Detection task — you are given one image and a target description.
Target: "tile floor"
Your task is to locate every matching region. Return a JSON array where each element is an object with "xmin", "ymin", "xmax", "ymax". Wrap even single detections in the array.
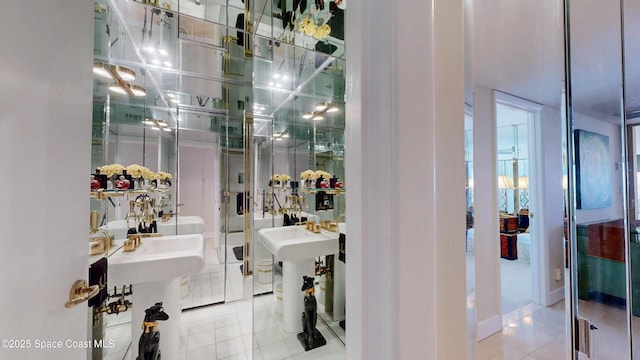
[
  {"xmin": 476, "ymin": 282, "xmax": 640, "ymax": 359},
  {"xmin": 179, "ymin": 295, "xmax": 345, "ymax": 360}
]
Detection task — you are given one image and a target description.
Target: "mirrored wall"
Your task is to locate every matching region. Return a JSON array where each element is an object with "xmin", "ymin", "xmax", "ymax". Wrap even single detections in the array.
[{"xmin": 89, "ymin": 0, "xmax": 346, "ymax": 358}]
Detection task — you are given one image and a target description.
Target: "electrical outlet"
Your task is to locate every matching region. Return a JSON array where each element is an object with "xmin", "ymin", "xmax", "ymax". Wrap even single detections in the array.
[{"xmin": 554, "ymin": 268, "xmax": 562, "ymax": 281}]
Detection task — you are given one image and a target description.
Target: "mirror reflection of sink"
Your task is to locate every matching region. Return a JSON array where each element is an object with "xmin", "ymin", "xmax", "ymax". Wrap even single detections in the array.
[
  {"xmin": 257, "ymin": 226, "xmax": 338, "ymax": 261},
  {"xmin": 108, "ymin": 234, "xmax": 205, "ymax": 285},
  {"xmin": 101, "ymin": 216, "xmax": 205, "ymax": 240}
]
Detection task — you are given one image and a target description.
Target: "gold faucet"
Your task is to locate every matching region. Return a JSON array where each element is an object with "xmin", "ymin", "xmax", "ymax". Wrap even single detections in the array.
[{"xmin": 89, "ymin": 211, "xmax": 113, "ymax": 256}]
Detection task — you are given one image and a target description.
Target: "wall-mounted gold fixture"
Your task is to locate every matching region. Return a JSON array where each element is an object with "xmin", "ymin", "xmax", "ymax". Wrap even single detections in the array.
[
  {"xmin": 90, "ymin": 189, "xmax": 126, "ymax": 201},
  {"xmin": 93, "ymin": 62, "xmax": 146, "ymax": 97},
  {"xmin": 90, "ymin": 210, "xmax": 113, "ymax": 256},
  {"xmin": 65, "ymin": 280, "xmax": 100, "ymax": 308}
]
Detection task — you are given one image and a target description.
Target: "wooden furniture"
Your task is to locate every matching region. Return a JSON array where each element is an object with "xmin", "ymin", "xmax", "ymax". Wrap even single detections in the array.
[
  {"xmin": 500, "ymin": 215, "xmax": 518, "ymax": 233},
  {"xmin": 577, "ymin": 219, "xmax": 640, "ymax": 315},
  {"xmin": 500, "ymin": 232, "xmax": 518, "ymax": 260}
]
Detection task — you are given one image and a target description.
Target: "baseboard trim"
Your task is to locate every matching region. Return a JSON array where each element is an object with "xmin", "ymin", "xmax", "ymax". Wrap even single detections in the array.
[
  {"xmin": 477, "ymin": 315, "xmax": 502, "ymax": 341},
  {"xmin": 547, "ymin": 286, "xmax": 565, "ymax": 306}
]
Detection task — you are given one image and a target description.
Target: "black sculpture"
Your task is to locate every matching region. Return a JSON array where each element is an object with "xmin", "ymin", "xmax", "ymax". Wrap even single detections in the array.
[
  {"xmin": 297, "ymin": 276, "xmax": 326, "ymax": 351},
  {"xmin": 137, "ymin": 302, "xmax": 169, "ymax": 360}
]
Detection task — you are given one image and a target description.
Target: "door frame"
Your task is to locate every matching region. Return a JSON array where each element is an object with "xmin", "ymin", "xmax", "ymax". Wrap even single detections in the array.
[{"xmin": 495, "ymin": 91, "xmax": 545, "ymax": 307}]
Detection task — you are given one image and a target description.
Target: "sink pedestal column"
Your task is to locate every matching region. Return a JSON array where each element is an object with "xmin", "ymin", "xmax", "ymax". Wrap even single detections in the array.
[
  {"xmin": 283, "ymin": 259, "xmax": 315, "ymax": 333},
  {"xmin": 130, "ymin": 278, "xmax": 181, "ymax": 360}
]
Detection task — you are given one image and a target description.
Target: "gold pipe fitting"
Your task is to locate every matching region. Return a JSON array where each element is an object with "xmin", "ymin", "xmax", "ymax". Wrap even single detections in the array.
[{"xmin": 90, "ymin": 229, "xmax": 113, "ymax": 256}]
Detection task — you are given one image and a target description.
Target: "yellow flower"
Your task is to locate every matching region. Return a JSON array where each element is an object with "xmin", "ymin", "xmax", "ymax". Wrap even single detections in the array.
[
  {"xmin": 300, "ymin": 170, "xmax": 317, "ymax": 180},
  {"xmin": 281, "ymin": 174, "xmax": 291, "ymax": 182},
  {"xmin": 314, "ymin": 24, "xmax": 331, "ymax": 39},
  {"xmin": 299, "ymin": 16, "xmax": 314, "ymax": 32},
  {"xmin": 99, "ymin": 163, "xmax": 125, "ymax": 177},
  {"xmin": 157, "ymin": 171, "xmax": 173, "ymax": 180},
  {"xmin": 126, "ymin": 164, "xmax": 147, "ymax": 178},
  {"xmin": 314, "ymin": 170, "xmax": 331, "ymax": 179},
  {"xmin": 304, "ymin": 25, "xmax": 316, "ymax": 37}
]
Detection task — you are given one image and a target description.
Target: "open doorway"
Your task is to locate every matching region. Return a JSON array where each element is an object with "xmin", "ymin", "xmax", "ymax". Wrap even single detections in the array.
[{"xmin": 495, "ymin": 94, "xmax": 540, "ymax": 316}]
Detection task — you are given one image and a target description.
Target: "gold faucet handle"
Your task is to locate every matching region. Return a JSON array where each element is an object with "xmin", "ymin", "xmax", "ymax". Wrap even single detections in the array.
[
  {"xmin": 90, "ymin": 211, "xmax": 99, "ymax": 232},
  {"xmin": 90, "ymin": 241, "xmax": 105, "ymax": 255},
  {"xmin": 65, "ymin": 280, "xmax": 100, "ymax": 308}
]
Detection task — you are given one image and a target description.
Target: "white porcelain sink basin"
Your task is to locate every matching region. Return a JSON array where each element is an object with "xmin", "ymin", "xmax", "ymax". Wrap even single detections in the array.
[
  {"xmin": 257, "ymin": 226, "xmax": 338, "ymax": 261},
  {"xmin": 108, "ymin": 234, "xmax": 205, "ymax": 285}
]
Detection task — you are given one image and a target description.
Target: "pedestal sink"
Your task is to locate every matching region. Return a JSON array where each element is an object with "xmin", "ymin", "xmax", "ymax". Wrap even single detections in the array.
[
  {"xmin": 257, "ymin": 226, "xmax": 338, "ymax": 333},
  {"xmin": 108, "ymin": 234, "xmax": 205, "ymax": 360}
]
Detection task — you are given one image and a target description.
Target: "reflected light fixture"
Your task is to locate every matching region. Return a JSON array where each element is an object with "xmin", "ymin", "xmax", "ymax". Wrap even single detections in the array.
[
  {"xmin": 114, "ymin": 66, "xmax": 136, "ymax": 81},
  {"xmin": 144, "ymin": 118, "xmax": 171, "ymax": 132},
  {"xmin": 93, "ymin": 62, "xmax": 113, "ymax": 79},
  {"xmin": 312, "ymin": 114, "xmax": 324, "ymax": 121},
  {"xmin": 497, "ymin": 175, "xmax": 515, "ymax": 189},
  {"xmin": 316, "ymin": 102, "xmax": 339, "ymax": 113},
  {"xmin": 94, "ymin": 62, "xmax": 144, "ymax": 97},
  {"xmin": 315, "ymin": 102, "xmax": 329, "ymax": 112},
  {"xmin": 518, "ymin": 176, "xmax": 529, "ymax": 189},
  {"xmin": 130, "ymin": 85, "xmax": 146, "ymax": 97},
  {"xmin": 302, "ymin": 112, "xmax": 314, "ymax": 119},
  {"xmin": 108, "ymin": 84, "xmax": 128, "ymax": 95}
]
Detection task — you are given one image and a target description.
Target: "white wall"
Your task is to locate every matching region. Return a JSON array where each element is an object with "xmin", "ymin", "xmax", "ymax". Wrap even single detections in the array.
[
  {"xmin": 574, "ymin": 113, "xmax": 623, "ymax": 224},
  {"xmin": 535, "ymin": 107, "xmax": 566, "ymax": 305},
  {"xmin": 346, "ymin": 0, "xmax": 466, "ymax": 358},
  {"xmin": 472, "ymin": 86, "xmax": 502, "ymax": 339},
  {"xmin": 0, "ymin": 1, "xmax": 93, "ymax": 359},
  {"xmin": 178, "ymin": 144, "xmax": 217, "ymax": 234}
]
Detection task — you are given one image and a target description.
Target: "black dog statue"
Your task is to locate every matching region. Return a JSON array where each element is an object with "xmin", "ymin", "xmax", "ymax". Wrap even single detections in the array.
[
  {"xmin": 137, "ymin": 302, "xmax": 169, "ymax": 360},
  {"xmin": 297, "ymin": 276, "xmax": 326, "ymax": 351}
]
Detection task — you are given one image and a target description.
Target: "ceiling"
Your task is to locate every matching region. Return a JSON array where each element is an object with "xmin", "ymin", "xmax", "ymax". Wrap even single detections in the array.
[
  {"xmin": 470, "ymin": 0, "xmax": 640, "ymax": 123},
  {"xmin": 95, "ymin": 0, "xmax": 346, "ymax": 147}
]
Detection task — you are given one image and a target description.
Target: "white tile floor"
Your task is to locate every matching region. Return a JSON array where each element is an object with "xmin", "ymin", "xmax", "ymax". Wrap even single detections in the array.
[
  {"xmin": 180, "ymin": 295, "xmax": 345, "ymax": 360},
  {"xmin": 476, "ymin": 286, "xmax": 640, "ymax": 359}
]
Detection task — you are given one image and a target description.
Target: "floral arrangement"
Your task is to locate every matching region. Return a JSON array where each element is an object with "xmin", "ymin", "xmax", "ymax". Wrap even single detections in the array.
[
  {"xmin": 314, "ymin": 170, "xmax": 331, "ymax": 180},
  {"xmin": 314, "ymin": 24, "xmax": 331, "ymax": 39},
  {"xmin": 297, "ymin": 16, "xmax": 331, "ymax": 39},
  {"xmin": 126, "ymin": 164, "xmax": 149, "ymax": 179},
  {"xmin": 270, "ymin": 173, "xmax": 291, "ymax": 182},
  {"xmin": 300, "ymin": 170, "xmax": 317, "ymax": 180},
  {"xmin": 157, "ymin": 171, "xmax": 173, "ymax": 180},
  {"xmin": 98, "ymin": 163, "xmax": 125, "ymax": 177}
]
